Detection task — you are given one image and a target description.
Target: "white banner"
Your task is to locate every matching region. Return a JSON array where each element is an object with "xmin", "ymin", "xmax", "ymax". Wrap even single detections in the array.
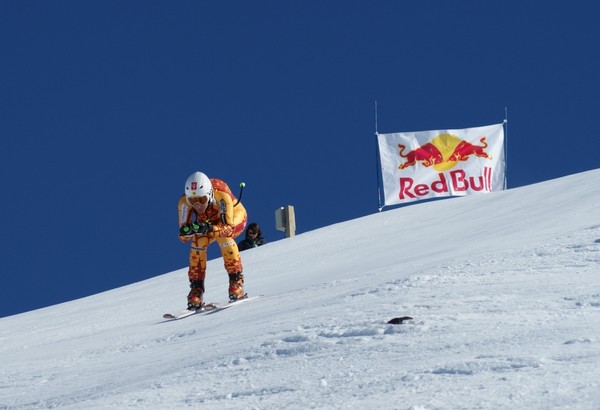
[{"xmin": 377, "ymin": 123, "xmax": 505, "ymax": 206}]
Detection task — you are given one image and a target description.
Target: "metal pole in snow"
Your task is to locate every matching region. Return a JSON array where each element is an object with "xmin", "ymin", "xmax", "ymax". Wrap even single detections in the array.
[
  {"xmin": 374, "ymin": 101, "xmax": 384, "ymax": 211},
  {"xmin": 504, "ymin": 107, "xmax": 508, "ymax": 190}
]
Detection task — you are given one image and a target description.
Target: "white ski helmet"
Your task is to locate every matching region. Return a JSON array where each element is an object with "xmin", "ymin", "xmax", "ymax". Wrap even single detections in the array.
[{"xmin": 184, "ymin": 172, "xmax": 213, "ymax": 204}]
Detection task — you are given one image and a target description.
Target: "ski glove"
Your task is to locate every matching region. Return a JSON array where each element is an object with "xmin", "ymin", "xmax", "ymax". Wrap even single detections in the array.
[
  {"xmin": 193, "ymin": 221, "xmax": 213, "ymax": 235},
  {"xmin": 180, "ymin": 221, "xmax": 213, "ymax": 236},
  {"xmin": 179, "ymin": 224, "xmax": 194, "ymax": 237}
]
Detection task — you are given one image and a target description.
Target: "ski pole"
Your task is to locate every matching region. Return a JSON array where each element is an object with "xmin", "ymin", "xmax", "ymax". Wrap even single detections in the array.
[{"xmin": 234, "ymin": 182, "xmax": 245, "ymax": 206}]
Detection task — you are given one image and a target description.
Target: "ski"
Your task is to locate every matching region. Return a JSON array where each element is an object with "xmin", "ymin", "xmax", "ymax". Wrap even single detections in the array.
[
  {"xmin": 162, "ymin": 296, "xmax": 262, "ymax": 321},
  {"xmin": 203, "ymin": 295, "xmax": 262, "ymax": 315},
  {"xmin": 162, "ymin": 303, "xmax": 218, "ymax": 320}
]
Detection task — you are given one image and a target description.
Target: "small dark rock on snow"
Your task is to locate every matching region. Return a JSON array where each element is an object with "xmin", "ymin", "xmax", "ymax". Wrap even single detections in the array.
[{"xmin": 387, "ymin": 316, "xmax": 413, "ymax": 325}]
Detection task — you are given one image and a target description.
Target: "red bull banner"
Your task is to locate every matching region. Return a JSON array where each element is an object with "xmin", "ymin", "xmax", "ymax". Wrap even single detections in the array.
[{"xmin": 377, "ymin": 123, "xmax": 505, "ymax": 206}]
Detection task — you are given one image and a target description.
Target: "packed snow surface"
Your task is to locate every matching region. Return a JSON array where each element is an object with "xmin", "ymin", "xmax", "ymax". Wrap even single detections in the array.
[{"xmin": 2, "ymin": 170, "xmax": 600, "ymax": 409}]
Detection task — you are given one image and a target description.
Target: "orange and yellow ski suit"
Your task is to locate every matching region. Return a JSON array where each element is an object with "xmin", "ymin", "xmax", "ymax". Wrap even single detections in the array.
[{"xmin": 177, "ymin": 178, "xmax": 247, "ymax": 282}]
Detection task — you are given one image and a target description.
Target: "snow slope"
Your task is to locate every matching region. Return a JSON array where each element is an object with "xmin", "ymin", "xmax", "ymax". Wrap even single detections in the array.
[{"xmin": 1, "ymin": 170, "xmax": 600, "ymax": 409}]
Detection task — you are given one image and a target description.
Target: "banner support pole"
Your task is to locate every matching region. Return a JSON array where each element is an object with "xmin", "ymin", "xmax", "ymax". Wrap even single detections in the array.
[
  {"xmin": 504, "ymin": 107, "xmax": 508, "ymax": 190},
  {"xmin": 374, "ymin": 101, "xmax": 384, "ymax": 212}
]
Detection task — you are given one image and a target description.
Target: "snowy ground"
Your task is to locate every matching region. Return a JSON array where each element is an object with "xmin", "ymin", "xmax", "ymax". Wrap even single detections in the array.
[{"xmin": 1, "ymin": 170, "xmax": 600, "ymax": 409}]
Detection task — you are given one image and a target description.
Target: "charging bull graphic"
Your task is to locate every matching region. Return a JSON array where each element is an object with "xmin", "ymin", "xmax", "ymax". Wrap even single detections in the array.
[
  {"xmin": 398, "ymin": 134, "xmax": 491, "ymax": 172},
  {"xmin": 397, "ymin": 142, "xmax": 444, "ymax": 169}
]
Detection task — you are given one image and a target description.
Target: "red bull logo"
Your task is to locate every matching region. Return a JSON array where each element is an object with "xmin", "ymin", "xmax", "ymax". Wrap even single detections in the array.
[
  {"xmin": 395, "ymin": 133, "xmax": 495, "ymax": 200},
  {"xmin": 398, "ymin": 133, "xmax": 491, "ymax": 171}
]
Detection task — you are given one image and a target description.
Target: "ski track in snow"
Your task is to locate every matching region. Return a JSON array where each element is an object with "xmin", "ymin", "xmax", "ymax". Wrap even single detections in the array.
[{"xmin": 1, "ymin": 172, "xmax": 600, "ymax": 409}]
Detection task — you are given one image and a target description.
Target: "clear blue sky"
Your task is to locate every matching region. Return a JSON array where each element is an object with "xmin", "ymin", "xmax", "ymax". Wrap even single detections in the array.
[{"xmin": 1, "ymin": 1, "xmax": 598, "ymax": 317}]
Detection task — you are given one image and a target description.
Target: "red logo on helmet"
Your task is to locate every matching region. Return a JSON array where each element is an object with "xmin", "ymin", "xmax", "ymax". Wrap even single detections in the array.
[{"xmin": 191, "ymin": 182, "xmax": 197, "ymax": 190}]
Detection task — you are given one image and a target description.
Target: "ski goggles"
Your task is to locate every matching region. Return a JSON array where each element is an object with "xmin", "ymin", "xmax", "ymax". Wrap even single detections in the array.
[{"xmin": 187, "ymin": 195, "xmax": 209, "ymax": 206}]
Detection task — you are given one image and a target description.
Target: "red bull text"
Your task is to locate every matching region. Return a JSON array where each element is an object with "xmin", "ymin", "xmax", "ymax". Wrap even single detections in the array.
[{"xmin": 399, "ymin": 167, "xmax": 493, "ymax": 200}]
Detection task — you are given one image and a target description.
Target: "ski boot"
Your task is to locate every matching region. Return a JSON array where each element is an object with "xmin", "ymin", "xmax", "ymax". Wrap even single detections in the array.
[
  {"xmin": 187, "ymin": 280, "xmax": 205, "ymax": 310},
  {"xmin": 228, "ymin": 272, "xmax": 247, "ymax": 302}
]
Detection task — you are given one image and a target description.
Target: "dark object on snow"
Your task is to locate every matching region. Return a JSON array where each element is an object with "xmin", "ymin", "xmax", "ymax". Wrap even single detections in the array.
[{"xmin": 387, "ymin": 316, "xmax": 413, "ymax": 325}]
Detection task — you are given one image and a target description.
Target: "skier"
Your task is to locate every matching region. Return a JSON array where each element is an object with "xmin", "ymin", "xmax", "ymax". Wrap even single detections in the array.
[
  {"xmin": 178, "ymin": 171, "xmax": 248, "ymax": 310},
  {"xmin": 238, "ymin": 223, "xmax": 266, "ymax": 251}
]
